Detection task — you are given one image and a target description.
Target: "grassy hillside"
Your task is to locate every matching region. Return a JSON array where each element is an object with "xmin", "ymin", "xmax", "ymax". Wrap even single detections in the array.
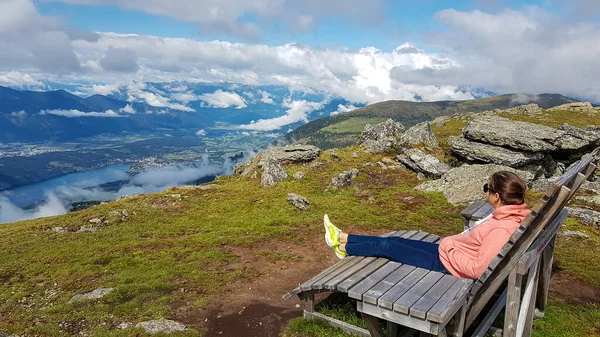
[
  {"xmin": 1, "ymin": 104, "xmax": 599, "ymax": 337},
  {"xmin": 285, "ymin": 94, "xmax": 577, "ymax": 150}
]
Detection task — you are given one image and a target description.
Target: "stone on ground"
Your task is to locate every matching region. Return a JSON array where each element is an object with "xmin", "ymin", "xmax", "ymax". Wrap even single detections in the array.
[
  {"xmin": 331, "ymin": 169, "xmax": 360, "ymax": 188},
  {"xmin": 287, "ymin": 193, "xmax": 310, "ymax": 210},
  {"xmin": 135, "ymin": 319, "xmax": 186, "ymax": 334},
  {"xmin": 68, "ymin": 288, "xmax": 113, "ymax": 304},
  {"xmin": 397, "ymin": 148, "xmax": 450, "ymax": 178},
  {"xmin": 260, "ymin": 160, "xmax": 288, "ymax": 186},
  {"xmin": 566, "ymin": 207, "xmax": 600, "ymax": 227}
]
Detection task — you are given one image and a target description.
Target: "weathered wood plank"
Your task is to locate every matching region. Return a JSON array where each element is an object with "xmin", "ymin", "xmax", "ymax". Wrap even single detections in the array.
[
  {"xmin": 304, "ymin": 311, "xmax": 370, "ymax": 337},
  {"xmin": 518, "ymin": 209, "xmax": 566, "ymax": 274},
  {"xmin": 357, "ymin": 302, "xmax": 439, "ymax": 335},
  {"xmin": 410, "ymin": 231, "xmax": 430, "ymax": 241},
  {"xmin": 338, "ymin": 258, "xmax": 390, "ymax": 292},
  {"xmin": 460, "ymin": 200, "xmax": 487, "ymax": 220},
  {"xmin": 362, "ymin": 313, "xmax": 385, "ymax": 337},
  {"xmin": 422, "ymin": 234, "xmax": 441, "ymax": 243},
  {"xmin": 409, "ymin": 275, "xmax": 459, "ymax": 319},
  {"xmin": 472, "ymin": 203, "xmax": 494, "ymax": 220},
  {"xmin": 386, "ymin": 230, "xmax": 408, "ymax": 238},
  {"xmin": 378, "ymin": 268, "xmax": 429, "ymax": 309},
  {"xmin": 535, "ymin": 236, "xmax": 555, "ymax": 315},
  {"xmin": 324, "ymin": 257, "xmax": 377, "ymax": 290},
  {"xmin": 348, "ymin": 262, "xmax": 402, "ymax": 300},
  {"xmin": 519, "ymin": 259, "xmax": 540, "ymax": 337},
  {"xmin": 393, "ymin": 272, "xmax": 446, "ymax": 314},
  {"xmin": 401, "ymin": 230, "xmax": 419, "ymax": 239},
  {"xmin": 471, "ymin": 288, "xmax": 507, "ymax": 337},
  {"xmin": 309, "ymin": 256, "xmax": 363, "ymax": 290},
  {"xmin": 363, "ymin": 264, "xmax": 416, "ymax": 305},
  {"xmin": 427, "ymin": 278, "xmax": 473, "ymax": 324}
]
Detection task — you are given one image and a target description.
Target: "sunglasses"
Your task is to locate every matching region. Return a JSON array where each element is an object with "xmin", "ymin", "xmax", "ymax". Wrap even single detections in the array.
[{"xmin": 483, "ymin": 183, "xmax": 496, "ymax": 194}]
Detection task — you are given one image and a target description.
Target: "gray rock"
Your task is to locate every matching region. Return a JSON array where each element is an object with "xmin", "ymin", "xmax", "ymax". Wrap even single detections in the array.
[
  {"xmin": 566, "ymin": 207, "xmax": 600, "ymax": 227},
  {"xmin": 415, "ymin": 164, "xmax": 535, "ymax": 205},
  {"xmin": 357, "ymin": 119, "xmax": 406, "ymax": 153},
  {"xmin": 326, "ymin": 150, "xmax": 340, "ymax": 159},
  {"xmin": 117, "ymin": 194, "xmax": 141, "ymax": 200},
  {"xmin": 78, "ymin": 225, "xmax": 97, "ymax": 233},
  {"xmin": 68, "ymin": 287, "xmax": 113, "ymax": 304},
  {"xmin": 118, "ymin": 322, "xmax": 133, "ymax": 329},
  {"xmin": 293, "ymin": 171, "xmax": 305, "ymax": 180},
  {"xmin": 288, "ymin": 193, "xmax": 310, "ymax": 210},
  {"xmin": 331, "ymin": 169, "xmax": 360, "ymax": 188},
  {"xmin": 309, "ymin": 162, "xmax": 325, "ymax": 168},
  {"xmin": 397, "ymin": 149, "xmax": 450, "ymax": 178},
  {"xmin": 235, "ymin": 144, "xmax": 322, "ymax": 176},
  {"xmin": 463, "ymin": 116, "xmax": 589, "ymax": 152},
  {"xmin": 135, "ymin": 319, "xmax": 186, "ymax": 334},
  {"xmin": 559, "ymin": 230, "xmax": 590, "ymax": 240},
  {"xmin": 558, "ymin": 124, "xmax": 600, "ymax": 145},
  {"xmin": 399, "ymin": 121, "xmax": 439, "ymax": 148},
  {"xmin": 89, "ymin": 218, "xmax": 103, "ymax": 225},
  {"xmin": 448, "ymin": 135, "xmax": 544, "ymax": 167},
  {"xmin": 575, "ymin": 194, "xmax": 600, "ymax": 206},
  {"xmin": 51, "ymin": 227, "xmax": 66, "ymax": 233},
  {"xmin": 351, "ymin": 152, "xmax": 359, "ymax": 158},
  {"xmin": 260, "ymin": 160, "xmax": 288, "ymax": 186},
  {"xmin": 108, "ymin": 211, "xmax": 121, "ymax": 217}
]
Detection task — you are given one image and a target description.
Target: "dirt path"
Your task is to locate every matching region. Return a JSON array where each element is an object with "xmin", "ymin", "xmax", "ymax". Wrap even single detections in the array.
[{"xmin": 199, "ymin": 229, "xmax": 341, "ymax": 336}]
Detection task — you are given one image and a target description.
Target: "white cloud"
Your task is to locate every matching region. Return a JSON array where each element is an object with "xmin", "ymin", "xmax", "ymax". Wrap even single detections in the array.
[
  {"xmin": 388, "ymin": 7, "xmax": 600, "ymax": 101},
  {"xmin": 83, "ymin": 83, "xmax": 121, "ymax": 95},
  {"xmin": 199, "ymin": 90, "xmax": 247, "ymax": 109},
  {"xmin": 241, "ymin": 131, "xmax": 250, "ymax": 136},
  {"xmin": 331, "ymin": 104, "xmax": 359, "ymax": 116},
  {"xmin": 259, "ymin": 90, "xmax": 275, "ymax": 104},
  {"xmin": 40, "ymin": 109, "xmax": 125, "ymax": 118},
  {"xmin": 173, "ymin": 92, "xmax": 200, "ymax": 104},
  {"xmin": 99, "ymin": 46, "xmax": 139, "ymax": 72},
  {"xmin": 0, "ymin": 71, "xmax": 44, "ymax": 87},
  {"xmin": 125, "ymin": 82, "xmax": 194, "ymax": 111},
  {"xmin": 120, "ymin": 104, "xmax": 136, "ymax": 114},
  {"xmin": 11, "ymin": 110, "xmax": 27, "ymax": 117},
  {"xmin": 239, "ymin": 98, "xmax": 323, "ymax": 131},
  {"xmin": 195, "ymin": 129, "xmax": 207, "ymax": 136},
  {"xmin": 0, "ymin": 193, "xmax": 67, "ymax": 224}
]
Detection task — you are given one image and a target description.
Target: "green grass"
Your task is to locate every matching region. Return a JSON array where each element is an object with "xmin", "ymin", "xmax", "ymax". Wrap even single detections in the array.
[{"xmin": 321, "ymin": 118, "xmax": 389, "ymax": 134}]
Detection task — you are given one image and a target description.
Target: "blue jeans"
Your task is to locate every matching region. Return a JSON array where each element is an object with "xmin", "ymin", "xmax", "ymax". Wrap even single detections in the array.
[{"xmin": 345, "ymin": 234, "xmax": 449, "ymax": 273}]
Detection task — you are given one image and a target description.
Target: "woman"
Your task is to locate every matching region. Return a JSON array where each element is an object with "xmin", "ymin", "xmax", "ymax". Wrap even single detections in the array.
[{"xmin": 323, "ymin": 171, "xmax": 531, "ymax": 279}]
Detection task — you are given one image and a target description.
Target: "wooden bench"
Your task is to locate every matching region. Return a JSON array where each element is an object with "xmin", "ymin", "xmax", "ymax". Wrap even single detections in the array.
[{"xmin": 283, "ymin": 155, "xmax": 596, "ymax": 337}]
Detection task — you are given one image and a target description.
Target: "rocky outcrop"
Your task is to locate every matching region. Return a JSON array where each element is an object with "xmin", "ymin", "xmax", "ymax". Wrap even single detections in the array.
[
  {"xmin": 566, "ymin": 207, "xmax": 600, "ymax": 228},
  {"xmin": 558, "ymin": 230, "xmax": 590, "ymax": 240},
  {"xmin": 357, "ymin": 119, "xmax": 405, "ymax": 153},
  {"xmin": 399, "ymin": 122, "xmax": 439, "ymax": 148},
  {"xmin": 135, "ymin": 319, "xmax": 186, "ymax": 334},
  {"xmin": 415, "ymin": 164, "xmax": 535, "ymax": 205},
  {"xmin": 558, "ymin": 124, "xmax": 600, "ymax": 145},
  {"xmin": 68, "ymin": 288, "xmax": 113, "ymax": 304},
  {"xmin": 260, "ymin": 160, "xmax": 288, "ymax": 186},
  {"xmin": 448, "ymin": 135, "xmax": 544, "ymax": 166},
  {"xmin": 331, "ymin": 169, "xmax": 359, "ymax": 188},
  {"xmin": 397, "ymin": 149, "xmax": 450, "ymax": 178},
  {"xmin": 234, "ymin": 145, "xmax": 322, "ymax": 177},
  {"xmin": 288, "ymin": 193, "xmax": 310, "ymax": 210},
  {"xmin": 463, "ymin": 116, "xmax": 591, "ymax": 152}
]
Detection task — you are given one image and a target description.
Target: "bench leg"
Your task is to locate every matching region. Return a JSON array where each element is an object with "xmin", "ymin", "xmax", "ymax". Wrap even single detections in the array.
[
  {"xmin": 386, "ymin": 322, "xmax": 398, "ymax": 337},
  {"xmin": 535, "ymin": 237, "xmax": 555, "ymax": 317},
  {"xmin": 519, "ymin": 259, "xmax": 541, "ymax": 337},
  {"xmin": 503, "ymin": 267, "xmax": 522, "ymax": 337},
  {"xmin": 362, "ymin": 313, "xmax": 385, "ymax": 337}
]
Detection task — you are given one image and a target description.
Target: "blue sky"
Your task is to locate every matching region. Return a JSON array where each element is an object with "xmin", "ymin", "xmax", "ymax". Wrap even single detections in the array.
[{"xmin": 35, "ymin": 0, "xmax": 559, "ymax": 51}]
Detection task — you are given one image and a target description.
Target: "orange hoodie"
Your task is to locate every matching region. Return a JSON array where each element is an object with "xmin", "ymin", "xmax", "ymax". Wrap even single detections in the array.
[{"xmin": 438, "ymin": 204, "xmax": 531, "ymax": 279}]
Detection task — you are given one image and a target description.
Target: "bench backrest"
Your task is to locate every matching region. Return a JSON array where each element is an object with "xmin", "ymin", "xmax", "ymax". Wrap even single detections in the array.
[{"xmin": 465, "ymin": 155, "xmax": 596, "ymax": 324}]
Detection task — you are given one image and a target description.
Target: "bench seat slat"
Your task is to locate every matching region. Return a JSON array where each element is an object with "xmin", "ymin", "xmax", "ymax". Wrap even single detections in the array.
[
  {"xmin": 348, "ymin": 262, "xmax": 402, "ymax": 300},
  {"xmin": 409, "ymin": 274, "xmax": 459, "ymax": 319},
  {"xmin": 472, "ymin": 203, "xmax": 494, "ymax": 220},
  {"xmin": 427, "ymin": 278, "xmax": 473, "ymax": 323},
  {"xmin": 422, "ymin": 234, "xmax": 440, "ymax": 243},
  {"xmin": 337, "ymin": 258, "xmax": 390, "ymax": 292},
  {"xmin": 378, "ymin": 268, "xmax": 430, "ymax": 309},
  {"xmin": 306, "ymin": 256, "xmax": 361, "ymax": 290},
  {"xmin": 393, "ymin": 271, "xmax": 445, "ymax": 314},
  {"xmin": 324, "ymin": 257, "xmax": 377, "ymax": 290},
  {"xmin": 363, "ymin": 264, "xmax": 416, "ymax": 305}
]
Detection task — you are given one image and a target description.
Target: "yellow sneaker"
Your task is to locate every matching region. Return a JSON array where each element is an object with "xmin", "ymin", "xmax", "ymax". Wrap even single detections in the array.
[
  {"xmin": 333, "ymin": 246, "xmax": 347, "ymax": 259},
  {"xmin": 323, "ymin": 214, "xmax": 342, "ymax": 247}
]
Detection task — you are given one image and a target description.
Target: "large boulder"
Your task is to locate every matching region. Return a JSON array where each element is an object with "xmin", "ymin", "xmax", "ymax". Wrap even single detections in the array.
[
  {"xmin": 399, "ymin": 121, "xmax": 439, "ymax": 148},
  {"xmin": 463, "ymin": 116, "xmax": 590, "ymax": 152},
  {"xmin": 234, "ymin": 145, "xmax": 322, "ymax": 176},
  {"xmin": 558, "ymin": 124, "xmax": 600, "ymax": 145},
  {"xmin": 566, "ymin": 207, "xmax": 600, "ymax": 228},
  {"xmin": 357, "ymin": 119, "xmax": 406, "ymax": 153},
  {"xmin": 415, "ymin": 164, "xmax": 535, "ymax": 205},
  {"xmin": 397, "ymin": 149, "xmax": 450, "ymax": 178},
  {"xmin": 260, "ymin": 160, "xmax": 288, "ymax": 186},
  {"xmin": 448, "ymin": 135, "xmax": 544, "ymax": 167}
]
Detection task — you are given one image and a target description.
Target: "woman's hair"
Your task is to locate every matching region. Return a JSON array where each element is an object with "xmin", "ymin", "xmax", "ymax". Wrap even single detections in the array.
[{"xmin": 489, "ymin": 171, "xmax": 527, "ymax": 205}]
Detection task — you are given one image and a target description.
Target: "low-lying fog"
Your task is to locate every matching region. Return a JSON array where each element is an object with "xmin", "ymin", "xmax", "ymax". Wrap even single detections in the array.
[{"xmin": 0, "ymin": 153, "xmax": 253, "ymax": 224}]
